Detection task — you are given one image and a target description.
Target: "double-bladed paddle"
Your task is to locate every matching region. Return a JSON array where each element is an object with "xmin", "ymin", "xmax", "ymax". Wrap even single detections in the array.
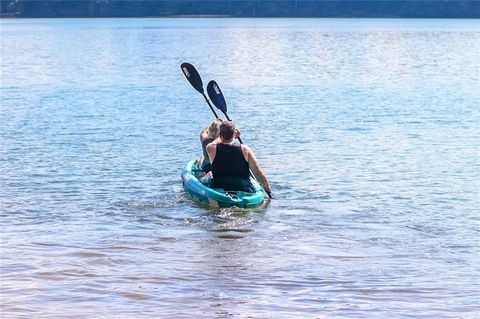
[{"xmin": 180, "ymin": 62, "xmax": 220, "ymax": 119}]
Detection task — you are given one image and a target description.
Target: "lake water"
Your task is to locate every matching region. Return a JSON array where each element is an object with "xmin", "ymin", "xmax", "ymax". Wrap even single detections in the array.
[{"xmin": 1, "ymin": 18, "xmax": 479, "ymax": 318}]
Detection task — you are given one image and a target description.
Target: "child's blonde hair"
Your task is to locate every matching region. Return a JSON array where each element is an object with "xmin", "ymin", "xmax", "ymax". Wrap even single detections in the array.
[{"xmin": 207, "ymin": 119, "xmax": 222, "ymax": 139}]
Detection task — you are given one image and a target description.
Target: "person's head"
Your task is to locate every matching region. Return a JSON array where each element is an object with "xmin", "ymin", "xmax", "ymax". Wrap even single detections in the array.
[
  {"xmin": 219, "ymin": 120, "xmax": 236, "ymax": 141},
  {"xmin": 207, "ymin": 119, "xmax": 222, "ymax": 139}
]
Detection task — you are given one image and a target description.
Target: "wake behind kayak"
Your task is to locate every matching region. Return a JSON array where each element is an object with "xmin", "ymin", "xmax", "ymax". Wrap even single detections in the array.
[{"xmin": 181, "ymin": 160, "xmax": 266, "ymax": 208}]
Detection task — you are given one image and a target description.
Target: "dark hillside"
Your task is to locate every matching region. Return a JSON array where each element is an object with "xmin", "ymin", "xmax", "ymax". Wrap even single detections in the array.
[{"xmin": 1, "ymin": 0, "xmax": 479, "ymax": 18}]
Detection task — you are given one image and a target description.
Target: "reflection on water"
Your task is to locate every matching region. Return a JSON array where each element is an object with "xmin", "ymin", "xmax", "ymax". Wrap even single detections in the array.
[{"xmin": 1, "ymin": 18, "xmax": 479, "ymax": 318}]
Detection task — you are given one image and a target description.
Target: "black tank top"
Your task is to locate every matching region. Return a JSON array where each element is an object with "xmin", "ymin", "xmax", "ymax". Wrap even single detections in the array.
[{"xmin": 211, "ymin": 143, "xmax": 252, "ymax": 192}]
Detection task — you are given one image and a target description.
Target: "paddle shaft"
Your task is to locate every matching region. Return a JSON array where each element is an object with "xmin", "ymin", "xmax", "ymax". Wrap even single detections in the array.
[{"xmin": 202, "ymin": 92, "xmax": 220, "ymax": 119}]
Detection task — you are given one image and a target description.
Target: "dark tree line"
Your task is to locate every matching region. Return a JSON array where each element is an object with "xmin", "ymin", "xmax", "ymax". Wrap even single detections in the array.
[{"xmin": 1, "ymin": 0, "xmax": 479, "ymax": 18}]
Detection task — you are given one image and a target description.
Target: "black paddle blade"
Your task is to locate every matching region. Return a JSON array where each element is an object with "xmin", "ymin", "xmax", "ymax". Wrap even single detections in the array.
[
  {"xmin": 181, "ymin": 62, "xmax": 204, "ymax": 94},
  {"xmin": 207, "ymin": 80, "xmax": 227, "ymax": 114}
]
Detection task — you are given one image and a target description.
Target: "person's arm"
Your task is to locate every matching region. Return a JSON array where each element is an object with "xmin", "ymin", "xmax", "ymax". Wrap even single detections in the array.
[{"xmin": 244, "ymin": 146, "xmax": 272, "ymax": 196}]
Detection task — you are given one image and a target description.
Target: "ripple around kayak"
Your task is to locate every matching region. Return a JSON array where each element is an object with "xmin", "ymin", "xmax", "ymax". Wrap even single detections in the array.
[{"xmin": 181, "ymin": 160, "xmax": 266, "ymax": 208}]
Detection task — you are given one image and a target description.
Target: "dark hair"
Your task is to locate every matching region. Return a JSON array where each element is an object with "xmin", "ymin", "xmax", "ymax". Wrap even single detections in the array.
[{"xmin": 219, "ymin": 120, "xmax": 236, "ymax": 141}]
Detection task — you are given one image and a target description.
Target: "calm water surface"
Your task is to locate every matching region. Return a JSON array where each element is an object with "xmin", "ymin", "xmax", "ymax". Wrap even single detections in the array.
[{"xmin": 1, "ymin": 18, "xmax": 479, "ymax": 318}]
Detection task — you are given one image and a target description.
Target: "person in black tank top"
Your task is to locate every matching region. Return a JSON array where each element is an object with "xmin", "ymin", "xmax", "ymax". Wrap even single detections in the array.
[{"xmin": 206, "ymin": 121, "xmax": 272, "ymax": 197}]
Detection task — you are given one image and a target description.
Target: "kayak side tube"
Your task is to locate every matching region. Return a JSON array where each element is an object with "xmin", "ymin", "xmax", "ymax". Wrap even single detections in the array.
[{"xmin": 181, "ymin": 160, "xmax": 266, "ymax": 208}]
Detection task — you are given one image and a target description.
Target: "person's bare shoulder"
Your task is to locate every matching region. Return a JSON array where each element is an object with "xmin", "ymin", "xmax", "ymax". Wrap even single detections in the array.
[
  {"xmin": 206, "ymin": 142, "xmax": 217, "ymax": 152},
  {"xmin": 241, "ymin": 145, "xmax": 253, "ymax": 161},
  {"xmin": 247, "ymin": 145, "xmax": 257, "ymax": 156}
]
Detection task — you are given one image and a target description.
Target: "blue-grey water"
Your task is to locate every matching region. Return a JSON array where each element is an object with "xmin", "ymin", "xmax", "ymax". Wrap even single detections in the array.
[{"xmin": 1, "ymin": 18, "xmax": 479, "ymax": 318}]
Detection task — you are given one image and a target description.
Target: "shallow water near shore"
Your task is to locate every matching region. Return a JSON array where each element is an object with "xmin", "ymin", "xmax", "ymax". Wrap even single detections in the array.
[{"xmin": 1, "ymin": 18, "xmax": 479, "ymax": 318}]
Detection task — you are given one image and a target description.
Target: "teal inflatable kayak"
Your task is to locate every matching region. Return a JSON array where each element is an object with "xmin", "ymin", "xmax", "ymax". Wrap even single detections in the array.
[{"xmin": 181, "ymin": 160, "xmax": 266, "ymax": 208}]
